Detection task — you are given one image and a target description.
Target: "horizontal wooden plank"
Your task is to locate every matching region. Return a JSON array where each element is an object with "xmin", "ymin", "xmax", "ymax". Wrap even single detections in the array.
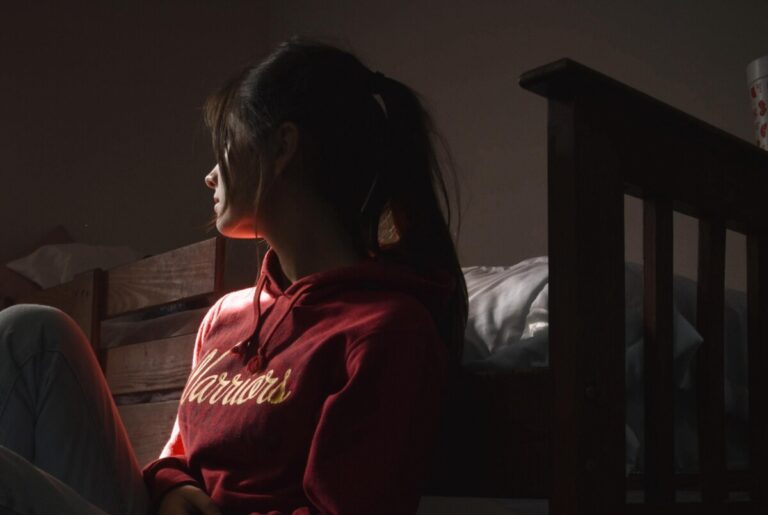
[
  {"xmin": 119, "ymin": 400, "xmax": 179, "ymax": 467},
  {"xmin": 106, "ymin": 237, "xmax": 223, "ymax": 317},
  {"xmin": 106, "ymin": 333, "xmax": 195, "ymax": 395}
]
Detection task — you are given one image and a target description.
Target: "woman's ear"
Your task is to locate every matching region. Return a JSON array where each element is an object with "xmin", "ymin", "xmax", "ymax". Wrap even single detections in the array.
[{"xmin": 272, "ymin": 122, "xmax": 300, "ymax": 179}]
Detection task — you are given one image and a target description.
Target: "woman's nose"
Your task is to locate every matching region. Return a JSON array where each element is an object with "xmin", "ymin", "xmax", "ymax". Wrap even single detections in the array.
[{"xmin": 205, "ymin": 166, "xmax": 218, "ymax": 189}]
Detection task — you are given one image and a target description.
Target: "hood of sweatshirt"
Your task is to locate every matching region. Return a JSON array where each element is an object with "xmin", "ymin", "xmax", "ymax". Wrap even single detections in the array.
[{"xmin": 231, "ymin": 247, "xmax": 454, "ymax": 372}]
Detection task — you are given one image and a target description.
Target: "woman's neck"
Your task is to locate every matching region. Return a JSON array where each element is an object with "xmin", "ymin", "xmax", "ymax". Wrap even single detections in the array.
[
  {"xmin": 260, "ymin": 197, "xmax": 364, "ymax": 284},
  {"xmin": 268, "ymin": 237, "xmax": 363, "ymax": 285}
]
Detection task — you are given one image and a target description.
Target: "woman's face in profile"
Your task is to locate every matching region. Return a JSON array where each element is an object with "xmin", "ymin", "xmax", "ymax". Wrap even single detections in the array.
[{"xmin": 204, "ymin": 164, "xmax": 256, "ymax": 239}]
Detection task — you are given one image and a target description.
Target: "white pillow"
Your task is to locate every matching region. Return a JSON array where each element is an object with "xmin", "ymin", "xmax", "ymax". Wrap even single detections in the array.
[
  {"xmin": 462, "ymin": 257, "xmax": 550, "ymax": 360},
  {"xmin": 7, "ymin": 243, "xmax": 142, "ymax": 288}
]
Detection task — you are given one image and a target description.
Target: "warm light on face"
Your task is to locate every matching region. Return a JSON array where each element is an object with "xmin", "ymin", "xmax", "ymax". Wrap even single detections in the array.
[{"xmin": 204, "ymin": 163, "xmax": 258, "ymax": 239}]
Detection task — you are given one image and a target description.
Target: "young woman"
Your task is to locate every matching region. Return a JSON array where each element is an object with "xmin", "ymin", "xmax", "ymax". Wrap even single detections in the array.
[{"xmin": 0, "ymin": 36, "xmax": 467, "ymax": 515}]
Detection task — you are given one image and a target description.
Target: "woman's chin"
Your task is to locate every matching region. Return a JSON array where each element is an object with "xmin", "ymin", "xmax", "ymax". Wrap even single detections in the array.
[{"xmin": 216, "ymin": 219, "xmax": 258, "ymax": 239}]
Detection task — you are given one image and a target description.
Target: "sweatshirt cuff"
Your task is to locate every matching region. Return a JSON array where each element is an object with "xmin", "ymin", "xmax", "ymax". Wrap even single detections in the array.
[{"xmin": 142, "ymin": 457, "xmax": 201, "ymax": 506}]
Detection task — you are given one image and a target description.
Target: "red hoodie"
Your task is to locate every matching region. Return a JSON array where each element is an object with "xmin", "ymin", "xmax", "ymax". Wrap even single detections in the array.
[{"xmin": 142, "ymin": 248, "xmax": 451, "ymax": 515}]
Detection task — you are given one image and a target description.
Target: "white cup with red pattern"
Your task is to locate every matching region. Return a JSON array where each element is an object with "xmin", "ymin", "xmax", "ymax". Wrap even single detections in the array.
[{"xmin": 748, "ymin": 55, "xmax": 768, "ymax": 149}]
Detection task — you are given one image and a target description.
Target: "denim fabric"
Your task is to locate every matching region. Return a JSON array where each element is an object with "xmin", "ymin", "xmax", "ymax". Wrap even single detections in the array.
[{"xmin": 0, "ymin": 304, "xmax": 149, "ymax": 515}]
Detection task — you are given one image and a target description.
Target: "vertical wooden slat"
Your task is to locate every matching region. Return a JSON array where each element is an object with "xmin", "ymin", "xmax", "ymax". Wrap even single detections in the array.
[
  {"xmin": 696, "ymin": 218, "xmax": 727, "ymax": 506},
  {"xmin": 747, "ymin": 233, "xmax": 768, "ymax": 508},
  {"xmin": 643, "ymin": 197, "xmax": 675, "ymax": 505},
  {"xmin": 548, "ymin": 96, "xmax": 625, "ymax": 515}
]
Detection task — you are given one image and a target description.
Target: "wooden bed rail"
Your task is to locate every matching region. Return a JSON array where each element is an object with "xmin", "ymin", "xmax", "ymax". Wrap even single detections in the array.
[{"xmin": 520, "ymin": 59, "xmax": 768, "ymax": 515}]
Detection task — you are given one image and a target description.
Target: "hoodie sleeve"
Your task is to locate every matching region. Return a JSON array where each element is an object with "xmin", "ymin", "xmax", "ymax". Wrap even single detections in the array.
[
  {"xmin": 141, "ymin": 300, "xmax": 221, "ymax": 506},
  {"xmin": 299, "ymin": 327, "xmax": 449, "ymax": 515}
]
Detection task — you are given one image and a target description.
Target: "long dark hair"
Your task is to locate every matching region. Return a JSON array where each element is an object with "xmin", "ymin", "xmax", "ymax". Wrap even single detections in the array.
[{"xmin": 203, "ymin": 36, "xmax": 468, "ymax": 366}]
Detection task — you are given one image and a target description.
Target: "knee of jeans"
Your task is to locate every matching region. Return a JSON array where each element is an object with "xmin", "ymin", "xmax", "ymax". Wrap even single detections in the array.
[{"xmin": 0, "ymin": 304, "xmax": 85, "ymax": 353}]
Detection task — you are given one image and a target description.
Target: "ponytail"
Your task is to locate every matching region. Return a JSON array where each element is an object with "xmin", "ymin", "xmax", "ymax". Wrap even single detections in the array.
[{"xmin": 363, "ymin": 71, "xmax": 468, "ymax": 366}]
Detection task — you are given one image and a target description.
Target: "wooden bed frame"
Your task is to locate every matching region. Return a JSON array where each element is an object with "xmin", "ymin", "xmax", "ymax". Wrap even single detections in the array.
[
  {"xmin": 524, "ymin": 59, "xmax": 766, "ymax": 515},
  {"xmin": 430, "ymin": 59, "xmax": 768, "ymax": 515},
  {"xmin": 14, "ymin": 59, "xmax": 768, "ymax": 515}
]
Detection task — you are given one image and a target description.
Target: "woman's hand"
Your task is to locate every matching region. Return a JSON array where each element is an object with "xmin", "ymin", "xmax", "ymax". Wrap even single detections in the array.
[{"xmin": 156, "ymin": 484, "xmax": 223, "ymax": 515}]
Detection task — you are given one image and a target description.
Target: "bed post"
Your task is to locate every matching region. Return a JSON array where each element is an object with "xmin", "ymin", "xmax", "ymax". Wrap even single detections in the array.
[{"xmin": 545, "ymin": 92, "xmax": 626, "ymax": 514}]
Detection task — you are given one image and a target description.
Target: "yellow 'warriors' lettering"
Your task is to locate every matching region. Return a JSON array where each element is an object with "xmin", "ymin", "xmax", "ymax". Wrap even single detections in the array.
[
  {"xmin": 221, "ymin": 374, "xmax": 245, "ymax": 405},
  {"xmin": 227, "ymin": 376, "xmax": 255, "ymax": 405},
  {"xmin": 266, "ymin": 369, "xmax": 292, "ymax": 404},
  {"xmin": 181, "ymin": 349, "xmax": 228, "ymax": 403},
  {"xmin": 256, "ymin": 371, "xmax": 280, "ymax": 404},
  {"xmin": 181, "ymin": 348, "xmax": 294, "ymax": 407},
  {"xmin": 187, "ymin": 374, "xmax": 219, "ymax": 403},
  {"xmin": 208, "ymin": 373, "xmax": 234, "ymax": 404},
  {"xmin": 237, "ymin": 375, "xmax": 266, "ymax": 405}
]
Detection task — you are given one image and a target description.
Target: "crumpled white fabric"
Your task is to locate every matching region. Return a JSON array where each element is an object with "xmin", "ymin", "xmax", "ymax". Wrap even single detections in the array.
[
  {"xmin": 462, "ymin": 257, "xmax": 549, "ymax": 362},
  {"xmin": 7, "ymin": 243, "xmax": 141, "ymax": 288}
]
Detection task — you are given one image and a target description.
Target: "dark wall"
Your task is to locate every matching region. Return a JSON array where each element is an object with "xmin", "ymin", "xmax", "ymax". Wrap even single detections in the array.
[{"xmin": 1, "ymin": 1, "xmax": 269, "ymax": 262}]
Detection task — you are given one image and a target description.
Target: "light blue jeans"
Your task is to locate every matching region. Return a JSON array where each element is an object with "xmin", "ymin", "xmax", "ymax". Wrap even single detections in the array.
[{"xmin": 0, "ymin": 304, "xmax": 149, "ymax": 515}]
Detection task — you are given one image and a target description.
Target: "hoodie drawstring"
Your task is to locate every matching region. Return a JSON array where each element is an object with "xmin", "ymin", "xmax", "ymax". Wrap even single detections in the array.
[
  {"xmin": 232, "ymin": 273, "xmax": 311, "ymax": 374},
  {"xmin": 247, "ymin": 289, "xmax": 306, "ymax": 373},
  {"xmin": 230, "ymin": 271, "xmax": 267, "ymax": 360}
]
